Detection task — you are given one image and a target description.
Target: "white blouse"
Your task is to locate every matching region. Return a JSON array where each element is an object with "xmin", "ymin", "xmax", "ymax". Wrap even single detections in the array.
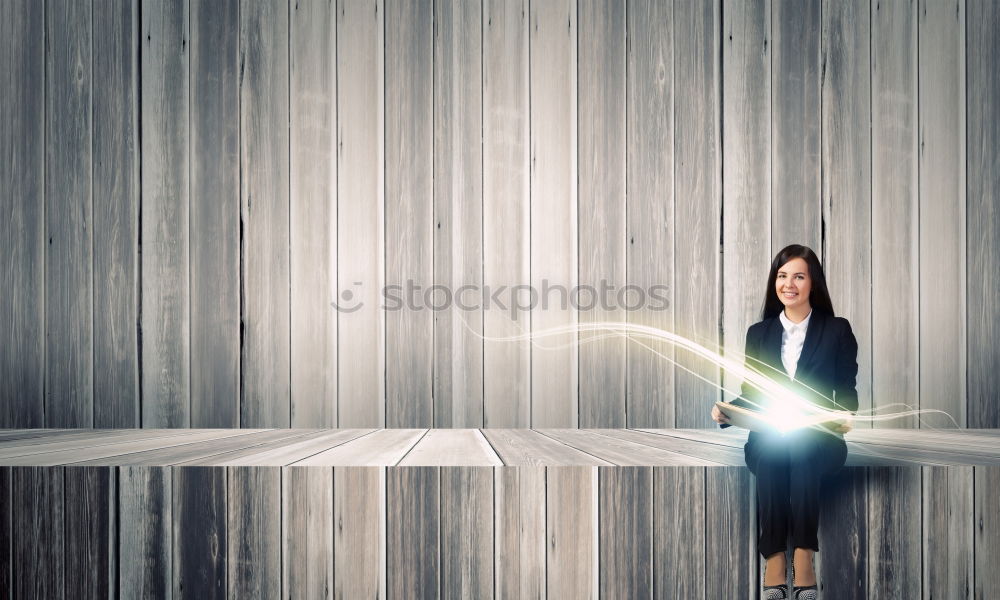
[{"xmin": 778, "ymin": 308, "xmax": 812, "ymax": 380}]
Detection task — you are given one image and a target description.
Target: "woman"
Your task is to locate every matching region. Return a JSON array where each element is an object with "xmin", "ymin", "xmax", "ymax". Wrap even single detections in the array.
[{"xmin": 710, "ymin": 244, "xmax": 858, "ymax": 600}]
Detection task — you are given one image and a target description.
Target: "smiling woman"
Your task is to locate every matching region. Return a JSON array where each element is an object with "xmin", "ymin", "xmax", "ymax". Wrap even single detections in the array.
[{"xmin": 711, "ymin": 244, "xmax": 858, "ymax": 599}]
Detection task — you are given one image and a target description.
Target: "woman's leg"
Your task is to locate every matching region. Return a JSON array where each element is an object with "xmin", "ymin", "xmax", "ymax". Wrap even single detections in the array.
[
  {"xmin": 787, "ymin": 431, "xmax": 848, "ymax": 585},
  {"xmin": 745, "ymin": 435, "xmax": 793, "ymax": 563}
]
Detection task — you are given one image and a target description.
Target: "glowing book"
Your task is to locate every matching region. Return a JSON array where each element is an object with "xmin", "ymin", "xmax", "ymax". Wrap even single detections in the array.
[{"xmin": 715, "ymin": 401, "xmax": 845, "ymax": 437}]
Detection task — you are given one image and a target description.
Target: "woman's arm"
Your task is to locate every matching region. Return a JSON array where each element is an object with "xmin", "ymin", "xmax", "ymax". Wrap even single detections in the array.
[
  {"xmin": 717, "ymin": 325, "xmax": 759, "ymax": 428},
  {"xmin": 832, "ymin": 319, "xmax": 860, "ymax": 414}
]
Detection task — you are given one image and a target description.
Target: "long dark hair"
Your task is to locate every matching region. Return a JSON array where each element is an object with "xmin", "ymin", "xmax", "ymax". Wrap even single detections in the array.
[{"xmin": 760, "ymin": 244, "xmax": 835, "ymax": 320}]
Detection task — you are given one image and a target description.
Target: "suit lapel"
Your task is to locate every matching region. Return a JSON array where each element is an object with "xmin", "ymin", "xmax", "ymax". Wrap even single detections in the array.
[{"xmin": 760, "ymin": 309, "xmax": 826, "ymax": 380}]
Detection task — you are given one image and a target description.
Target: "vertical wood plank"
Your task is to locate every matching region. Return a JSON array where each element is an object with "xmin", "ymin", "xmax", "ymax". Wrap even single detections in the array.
[
  {"xmin": 482, "ymin": 0, "xmax": 530, "ymax": 428},
  {"xmin": 494, "ymin": 466, "xmax": 545, "ymax": 598},
  {"xmin": 440, "ymin": 467, "xmax": 492, "ymax": 598},
  {"xmin": 872, "ymin": 0, "xmax": 919, "ymax": 429},
  {"xmin": 721, "ymin": 0, "xmax": 770, "ymax": 420},
  {"xmin": 173, "ymin": 467, "xmax": 227, "ymax": 599},
  {"xmin": 922, "ymin": 466, "xmax": 973, "ymax": 598},
  {"xmin": 119, "ymin": 466, "xmax": 172, "ymax": 599},
  {"xmin": 966, "ymin": 0, "xmax": 1000, "ymax": 429},
  {"xmin": 673, "ymin": 0, "xmax": 722, "ymax": 429},
  {"xmin": 337, "ymin": 0, "xmax": 385, "ymax": 427},
  {"xmin": 653, "ymin": 466, "xmax": 706, "ymax": 598},
  {"xmin": 333, "ymin": 467, "xmax": 384, "ymax": 599},
  {"xmin": 529, "ymin": 0, "xmax": 578, "ymax": 428},
  {"xmin": 282, "ymin": 466, "xmax": 333, "ymax": 599},
  {"xmin": 190, "ymin": 0, "xmax": 240, "ymax": 427},
  {"xmin": 385, "ymin": 0, "xmax": 433, "ymax": 428},
  {"xmin": 771, "ymin": 0, "xmax": 821, "ymax": 251},
  {"xmin": 240, "ymin": 0, "xmax": 291, "ymax": 428},
  {"xmin": 290, "ymin": 0, "xmax": 337, "ymax": 428},
  {"xmin": 141, "ymin": 0, "xmax": 191, "ymax": 427},
  {"xmin": 578, "ymin": 0, "xmax": 626, "ymax": 428},
  {"xmin": 433, "ymin": 0, "xmax": 485, "ymax": 428},
  {"xmin": 918, "ymin": 0, "xmax": 965, "ymax": 430},
  {"xmin": 46, "ymin": 0, "xmax": 94, "ymax": 427},
  {"xmin": 821, "ymin": 0, "xmax": 872, "ymax": 427},
  {"xmin": 705, "ymin": 467, "xmax": 755, "ymax": 599},
  {"xmin": 93, "ymin": 0, "xmax": 140, "ymax": 427},
  {"xmin": 868, "ymin": 467, "xmax": 921, "ymax": 598},
  {"xmin": 227, "ymin": 466, "xmax": 281, "ymax": 598},
  {"xmin": 12, "ymin": 467, "xmax": 65, "ymax": 599},
  {"xmin": 817, "ymin": 466, "xmax": 867, "ymax": 598},
  {"xmin": 387, "ymin": 466, "xmax": 439, "ymax": 598},
  {"xmin": 546, "ymin": 466, "xmax": 596, "ymax": 598},
  {"xmin": 600, "ymin": 466, "xmax": 652, "ymax": 597},
  {"xmin": 0, "ymin": 468, "xmax": 8, "ymax": 597},
  {"xmin": 0, "ymin": 0, "xmax": 45, "ymax": 427},
  {"xmin": 65, "ymin": 467, "xmax": 116, "ymax": 599},
  {"xmin": 974, "ymin": 466, "xmax": 1000, "ymax": 597}
]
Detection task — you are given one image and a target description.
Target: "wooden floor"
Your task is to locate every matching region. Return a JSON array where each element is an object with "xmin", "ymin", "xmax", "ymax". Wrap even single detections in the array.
[{"xmin": 1, "ymin": 428, "xmax": 998, "ymax": 598}]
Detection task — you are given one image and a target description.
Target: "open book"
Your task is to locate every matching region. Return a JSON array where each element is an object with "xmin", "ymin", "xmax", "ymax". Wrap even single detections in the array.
[{"xmin": 715, "ymin": 401, "xmax": 845, "ymax": 437}]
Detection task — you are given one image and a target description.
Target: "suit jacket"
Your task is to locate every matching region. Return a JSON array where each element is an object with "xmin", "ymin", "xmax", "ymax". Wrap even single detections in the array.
[{"xmin": 719, "ymin": 309, "xmax": 859, "ymax": 430}]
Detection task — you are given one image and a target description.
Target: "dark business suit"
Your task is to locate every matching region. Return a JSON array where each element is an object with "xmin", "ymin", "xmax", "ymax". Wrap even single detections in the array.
[{"xmin": 720, "ymin": 309, "xmax": 859, "ymax": 558}]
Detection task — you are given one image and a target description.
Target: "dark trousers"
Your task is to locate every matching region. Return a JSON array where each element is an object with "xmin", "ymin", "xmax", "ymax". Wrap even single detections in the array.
[{"xmin": 743, "ymin": 428, "xmax": 848, "ymax": 558}]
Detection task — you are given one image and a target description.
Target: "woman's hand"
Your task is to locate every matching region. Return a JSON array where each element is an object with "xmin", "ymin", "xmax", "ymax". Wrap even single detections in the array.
[
  {"xmin": 828, "ymin": 410, "xmax": 853, "ymax": 434},
  {"xmin": 711, "ymin": 404, "xmax": 731, "ymax": 425}
]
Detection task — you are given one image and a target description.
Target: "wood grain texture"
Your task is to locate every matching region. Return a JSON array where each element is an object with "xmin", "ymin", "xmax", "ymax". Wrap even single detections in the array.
[
  {"xmin": 974, "ymin": 466, "xmax": 1000, "ymax": 597},
  {"xmin": 673, "ymin": 0, "xmax": 722, "ymax": 430},
  {"xmin": 386, "ymin": 0, "xmax": 434, "ymax": 428},
  {"xmin": 0, "ymin": 0, "xmax": 45, "ymax": 428},
  {"xmin": 440, "ymin": 467, "xmax": 492, "ymax": 598},
  {"xmin": 12, "ymin": 467, "xmax": 65, "ymax": 599},
  {"xmin": 387, "ymin": 466, "xmax": 439, "ymax": 598},
  {"xmin": 626, "ymin": 0, "xmax": 673, "ymax": 429},
  {"xmin": 290, "ymin": 0, "xmax": 338, "ymax": 428},
  {"xmin": 494, "ymin": 466, "xmax": 545, "ymax": 598},
  {"xmin": 141, "ymin": 0, "xmax": 190, "ymax": 428},
  {"xmin": 337, "ymin": 0, "xmax": 385, "ymax": 427},
  {"xmin": 46, "ymin": 0, "xmax": 93, "ymax": 428},
  {"xmin": 578, "ymin": 0, "xmax": 626, "ymax": 428},
  {"xmin": 200, "ymin": 429, "xmax": 375, "ymax": 467},
  {"xmin": 529, "ymin": 0, "xmax": 578, "ymax": 428},
  {"xmin": 705, "ymin": 466, "xmax": 755, "ymax": 599},
  {"xmin": 119, "ymin": 466, "xmax": 171, "ymax": 598},
  {"xmin": 294, "ymin": 428, "xmax": 422, "ymax": 466},
  {"xmin": 868, "ymin": 466, "xmax": 921, "ymax": 597},
  {"xmin": 64, "ymin": 467, "xmax": 116, "ymax": 599},
  {"xmin": 599, "ymin": 466, "xmax": 652, "ymax": 597},
  {"xmin": 772, "ymin": 0, "xmax": 822, "ymax": 251},
  {"xmin": 0, "ymin": 468, "xmax": 8, "ymax": 596},
  {"xmin": 333, "ymin": 466, "xmax": 384, "ymax": 599},
  {"xmin": 817, "ymin": 466, "xmax": 867, "ymax": 598},
  {"xmin": 653, "ymin": 466, "xmax": 706, "ymax": 598},
  {"xmin": 240, "ymin": 0, "xmax": 291, "ymax": 428},
  {"xmin": 227, "ymin": 466, "xmax": 281, "ymax": 598},
  {"xmin": 918, "ymin": 0, "xmax": 966, "ymax": 430},
  {"xmin": 482, "ymin": 0, "xmax": 530, "ymax": 428},
  {"xmin": 966, "ymin": 0, "xmax": 1000, "ymax": 429},
  {"xmin": 821, "ymin": 0, "xmax": 872, "ymax": 428},
  {"xmin": 93, "ymin": 0, "xmax": 140, "ymax": 427},
  {"xmin": 282, "ymin": 466, "xmax": 333, "ymax": 599},
  {"xmin": 173, "ymin": 467, "xmax": 226, "ymax": 599},
  {"xmin": 433, "ymin": 0, "xmax": 484, "ymax": 428},
  {"xmin": 481, "ymin": 428, "xmax": 613, "ymax": 465},
  {"xmin": 190, "ymin": 0, "xmax": 240, "ymax": 428},
  {"xmin": 922, "ymin": 465, "xmax": 973, "ymax": 599},
  {"xmin": 872, "ymin": 0, "xmax": 919, "ymax": 429},
  {"xmin": 398, "ymin": 429, "xmax": 502, "ymax": 466},
  {"xmin": 721, "ymin": 0, "xmax": 770, "ymax": 429},
  {"xmin": 546, "ymin": 466, "xmax": 596, "ymax": 598}
]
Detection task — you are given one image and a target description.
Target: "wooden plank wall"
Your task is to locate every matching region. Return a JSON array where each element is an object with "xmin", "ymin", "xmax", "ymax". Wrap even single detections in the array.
[
  {"xmin": 0, "ymin": 0, "xmax": 995, "ymax": 430},
  {"xmin": 2, "ymin": 464, "xmax": 998, "ymax": 598}
]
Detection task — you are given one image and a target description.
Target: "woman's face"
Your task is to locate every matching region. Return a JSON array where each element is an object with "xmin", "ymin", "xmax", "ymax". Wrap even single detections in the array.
[{"xmin": 775, "ymin": 257, "xmax": 812, "ymax": 311}]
